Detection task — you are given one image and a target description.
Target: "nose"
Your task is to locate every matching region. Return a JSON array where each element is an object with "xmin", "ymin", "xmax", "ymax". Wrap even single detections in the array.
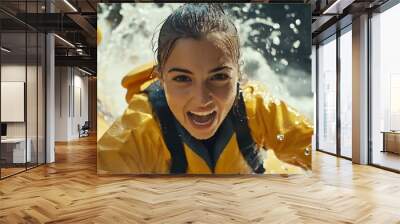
[{"xmin": 194, "ymin": 82, "xmax": 213, "ymax": 107}]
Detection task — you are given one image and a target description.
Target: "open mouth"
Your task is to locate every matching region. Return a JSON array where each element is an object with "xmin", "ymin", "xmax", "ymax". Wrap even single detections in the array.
[{"xmin": 187, "ymin": 110, "xmax": 217, "ymax": 128}]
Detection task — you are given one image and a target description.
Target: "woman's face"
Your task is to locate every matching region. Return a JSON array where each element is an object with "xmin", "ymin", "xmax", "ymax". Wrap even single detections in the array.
[{"xmin": 160, "ymin": 36, "xmax": 239, "ymax": 140}]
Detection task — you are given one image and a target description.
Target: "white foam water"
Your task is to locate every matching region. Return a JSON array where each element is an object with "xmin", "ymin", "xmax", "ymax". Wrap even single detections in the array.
[{"xmin": 98, "ymin": 3, "xmax": 313, "ymax": 124}]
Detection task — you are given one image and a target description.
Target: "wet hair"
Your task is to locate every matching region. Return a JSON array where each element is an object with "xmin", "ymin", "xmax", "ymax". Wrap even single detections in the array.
[{"xmin": 153, "ymin": 3, "xmax": 241, "ymax": 73}]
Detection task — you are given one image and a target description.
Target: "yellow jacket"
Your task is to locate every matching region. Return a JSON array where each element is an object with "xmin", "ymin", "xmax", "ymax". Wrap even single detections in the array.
[{"xmin": 97, "ymin": 64, "xmax": 313, "ymax": 174}]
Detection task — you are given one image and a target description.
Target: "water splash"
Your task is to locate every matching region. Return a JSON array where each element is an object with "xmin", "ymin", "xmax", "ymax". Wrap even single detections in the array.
[
  {"xmin": 293, "ymin": 40, "xmax": 301, "ymax": 49},
  {"xmin": 98, "ymin": 3, "xmax": 313, "ymax": 124},
  {"xmin": 276, "ymin": 134, "xmax": 285, "ymax": 142},
  {"xmin": 98, "ymin": 3, "xmax": 181, "ymax": 119},
  {"xmin": 304, "ymin": 147, "xmax": 311, "ymax": 156}
]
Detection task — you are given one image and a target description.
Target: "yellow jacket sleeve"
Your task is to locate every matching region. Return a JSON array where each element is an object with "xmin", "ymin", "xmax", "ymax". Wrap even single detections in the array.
[
  {"xmin": 244, "ymin": 84, "xmax": 314, "ymax": 170},
  {"xmin": 97, "ymin": 93, "xmax": 171, "ymax": 174}
]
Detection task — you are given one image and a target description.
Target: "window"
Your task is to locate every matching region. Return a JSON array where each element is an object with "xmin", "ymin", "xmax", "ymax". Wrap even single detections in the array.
[
  {"xmin": 339, "ymin": 28, "xmax": 352, "ymax": 158},
  {"xmin": 317, "ymin": 35, "xmax": 337, "ymax": 154},
  {"xmin": 370, "ymin": 2, "xmax": 400, "ymax": 171},
  {"xmin": 0, "ymin": 1, "xmax": 47, "ymax": 179}
]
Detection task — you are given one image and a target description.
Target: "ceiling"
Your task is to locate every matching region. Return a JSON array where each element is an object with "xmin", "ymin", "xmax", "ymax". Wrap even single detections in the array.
[
  {"xmin": 0, "ymin": 0, "xmax": 98, "ymax": 75},
  {"xmin": 310, "ymin": 0, "xmax": 390, "ymax": 43}
]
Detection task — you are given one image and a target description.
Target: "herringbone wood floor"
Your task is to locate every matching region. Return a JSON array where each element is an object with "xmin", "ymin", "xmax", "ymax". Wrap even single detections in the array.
[{"xmin": 0, "ymin": 135, "xmax": 400, "ymax": 224}]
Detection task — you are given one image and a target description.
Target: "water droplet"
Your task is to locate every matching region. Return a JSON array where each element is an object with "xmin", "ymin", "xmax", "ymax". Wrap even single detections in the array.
[
  {"xmin": 295, "ymin": 19, "xmax": 301, "ymax": 26},
  {"xmin": 280, "ymin": 58, "xmax": 288, "ymax": 66},
  {"xmin": 289, "ymin": 23, "xmax": 295, "ymax": 29},
  {"xmin": 304, "ymin": 147, "xmax": 311, "ymax": 156},
  {"xmin": 272, "ymin": 37, "xmax": 280, "ymax": 45},
  {"xmin": 271, "ymin": 48, "xmax": 276, "ymax": 56},
  {"xmin": 293, "ymin": 40, "xmax": 301, "ymax": 49},
  {"xmin": 276, "ymin": 134, "xmax": 285, "ymax": 142}
]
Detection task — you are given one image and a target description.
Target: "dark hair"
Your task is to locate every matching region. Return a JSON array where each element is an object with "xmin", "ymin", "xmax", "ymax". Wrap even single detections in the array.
[{"xmin": 153, "ymin": 3, "xmax": 241, "ymax": 73}]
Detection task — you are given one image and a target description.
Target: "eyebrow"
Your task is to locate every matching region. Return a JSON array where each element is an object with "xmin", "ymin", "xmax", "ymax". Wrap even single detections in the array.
[
  {"xmin": 167, "ymin": 67, "xmax": 193, "ymax": 74},
  {"xmin": 167, "ymin": 66, "xmax": 232, "ymax": 74},
  {"xmin": 208, "ymin": 65, "xmax": 232, "ymax": 73}
]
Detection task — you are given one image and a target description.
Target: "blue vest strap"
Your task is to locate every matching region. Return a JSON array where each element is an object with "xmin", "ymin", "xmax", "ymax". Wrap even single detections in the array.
[{"xmin": 144, "ymin": 81, "xmax": 187, "ymax": 174}]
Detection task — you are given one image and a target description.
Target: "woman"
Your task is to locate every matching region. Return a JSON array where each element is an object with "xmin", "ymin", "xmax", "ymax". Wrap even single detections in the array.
[{"xmin": 97, "ymin": 3, "xmax": 313, "ymax": 174}]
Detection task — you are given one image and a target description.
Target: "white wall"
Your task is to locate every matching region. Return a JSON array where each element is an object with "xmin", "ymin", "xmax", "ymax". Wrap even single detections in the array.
[
  {"xmin": 1, "ymin": 65, "xmax": 26, "ymax": 134},
  {"xmin": 1, "ymin": 65, "xmax": 33, "ymax": 138},
  {"xmin": 55, "ymin": 67, "xmax": 69, "ymax": 141},
  {"xmin": 72, "ymin": 72, "xmax": 89, "ymax": 138},
  {"xmin": 1, "ymin": 63, "xmax": 46, "ymax": 164},
  {"xmin": 54, "ymin": 67, "xmax": 89, "ymax": 141}
]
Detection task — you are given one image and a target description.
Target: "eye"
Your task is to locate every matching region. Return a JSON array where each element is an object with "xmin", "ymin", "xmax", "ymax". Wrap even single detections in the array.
[
  {"xmin": 210, "ymin": 73, "xmax": 230, "ymax": 81},
  {"xmin": 172, "ymin": 75, "xmax": 192, "ymax": 83}
]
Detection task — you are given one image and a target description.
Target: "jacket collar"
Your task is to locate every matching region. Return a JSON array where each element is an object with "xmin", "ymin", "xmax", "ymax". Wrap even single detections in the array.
[{"xmin": 174, "ymin": 115, "xmax": 234, "ymax": 172}]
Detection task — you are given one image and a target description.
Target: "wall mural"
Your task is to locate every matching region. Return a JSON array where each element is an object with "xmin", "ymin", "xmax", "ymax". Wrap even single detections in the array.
[{"xmin": 97, "ymin": 3, "xmax": 313, "ymax": 175}]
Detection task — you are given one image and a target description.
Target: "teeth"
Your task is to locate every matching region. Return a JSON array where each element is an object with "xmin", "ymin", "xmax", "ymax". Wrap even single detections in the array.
[{"xmin": 190, "ymin": 111, "xmax": 214, "ymax": 116}]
